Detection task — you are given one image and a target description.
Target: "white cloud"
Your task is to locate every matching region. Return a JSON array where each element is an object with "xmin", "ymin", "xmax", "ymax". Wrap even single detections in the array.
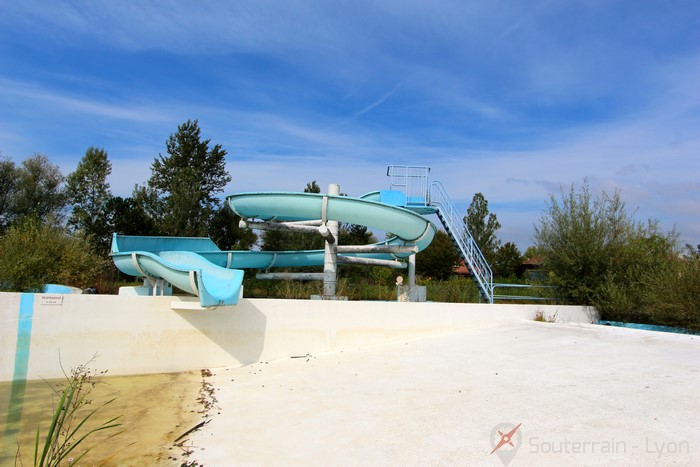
[
  {"xmin": 0, "ymin": 78, "xmax": 169, "ymax": 123},
  {"xmin": 1, "ymin": 0, "xmax": 698, "ymax": 252}
]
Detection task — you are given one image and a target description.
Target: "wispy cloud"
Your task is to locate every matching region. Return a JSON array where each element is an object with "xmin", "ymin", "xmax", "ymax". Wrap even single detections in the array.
[
  {"xmin": 1, "ymin": 78, "xmax": 168, "ymax": 123},
  {"xmin": 1, "ymin": 0, "xmax": 698, "ymax": 250}
]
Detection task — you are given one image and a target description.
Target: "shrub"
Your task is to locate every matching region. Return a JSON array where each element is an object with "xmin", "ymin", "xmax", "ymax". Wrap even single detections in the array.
[
  {"xmin": 0, "ymin": 217, "xmax": 107, "ymax": 291},
  {"xmin": 534, "ymin": 180, "xmax": 675, "ymax": 306},
  {"xmin": 642, "ymin": 253, "xmax": 700, "ymax": 330}
]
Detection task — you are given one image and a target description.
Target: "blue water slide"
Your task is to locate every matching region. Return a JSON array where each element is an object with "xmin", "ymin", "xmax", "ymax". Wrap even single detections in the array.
[
  {"xmin": 111, "ymin": 190, "xmax": 437, "ymax": 307},
  {"xmin": 111, "ymin": 245, "xmax": 244, "ymax": 307}
]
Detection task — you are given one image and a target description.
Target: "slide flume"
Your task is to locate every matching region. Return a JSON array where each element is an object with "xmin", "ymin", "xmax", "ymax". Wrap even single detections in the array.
[{"xmin": 111, "ymin": 191, "xmax": 437, "ymax": 307}]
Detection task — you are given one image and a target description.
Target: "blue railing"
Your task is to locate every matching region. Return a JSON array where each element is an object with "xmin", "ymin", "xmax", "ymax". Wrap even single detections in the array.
[{"xmin": 387, "ymin": 166, "xmax": 494, "ymax": 303}]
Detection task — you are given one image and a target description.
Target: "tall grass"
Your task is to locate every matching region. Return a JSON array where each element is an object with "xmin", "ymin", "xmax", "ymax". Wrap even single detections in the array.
[
  {"xmin": 18, "ymin": 360, "xmax": 123, "ymax": 466},
  {"xmin": 242, "ymin": 274, "xmax": 488, "ymax": 303}
]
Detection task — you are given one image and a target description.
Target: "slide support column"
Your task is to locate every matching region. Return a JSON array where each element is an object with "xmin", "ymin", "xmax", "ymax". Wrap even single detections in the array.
[
  {"xmin": 408, "ymin": 254, "xmax": 416, "ymax": 287},
  {"xmin": 323, "ymin": 184, "xmax": 340, "ymax": 297}
]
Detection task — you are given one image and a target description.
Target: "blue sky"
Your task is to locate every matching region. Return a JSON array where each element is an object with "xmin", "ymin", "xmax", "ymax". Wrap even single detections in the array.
[{"xmin": 1, "ymin": 1, "xmax": 698, "ymax": 250}]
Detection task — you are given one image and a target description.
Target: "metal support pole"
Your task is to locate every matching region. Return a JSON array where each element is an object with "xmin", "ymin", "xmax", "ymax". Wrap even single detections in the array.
[
  {"xmin": 323, "ymin": 184, "xmax": 340, "ymax": 297},
  {"xmin": 256, "ymin": 272, "xmax": 325, "ymax": 281},
  {"xmin": 337, "ymin": 256, "xmax": 407, "ymax": 268},
  {"xmin": 336, "ymin": 244, "xmax": 418, "ymax": 254},
  {"xmin": 408, "ymin": 254, "xmax": 416, "ymax": 287},
  {"xmin": 240, "ymin": 220, "xmax": 324, "ymax": 235}
]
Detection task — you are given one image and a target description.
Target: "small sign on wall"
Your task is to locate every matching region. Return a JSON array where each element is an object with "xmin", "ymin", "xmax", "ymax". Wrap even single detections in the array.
[{"xmin": 40, "ymin": 295, "xmax": 64, "ymax": 306}]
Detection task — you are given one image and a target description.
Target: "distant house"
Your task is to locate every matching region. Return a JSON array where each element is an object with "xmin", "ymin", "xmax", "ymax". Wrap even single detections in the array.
[
  {"xmin": 520, "ymin": 256, "xmax": 545, "ymax": 280},
  {"xmin": 453, "ymin": 260, "xmax": 470, "ymax": 276},
  {"xmin": 522, "ymin": 256, "xmax": 542, "ymax": 269},
  {"xmin": 454, "ymin": 256, "xmax": 545, "ymax": 279}
]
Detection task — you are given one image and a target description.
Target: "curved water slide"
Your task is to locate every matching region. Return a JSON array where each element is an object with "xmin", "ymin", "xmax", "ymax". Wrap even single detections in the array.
[{"xmin": 111, "ymin": 191, "xmax": 436, "ymax": 307}]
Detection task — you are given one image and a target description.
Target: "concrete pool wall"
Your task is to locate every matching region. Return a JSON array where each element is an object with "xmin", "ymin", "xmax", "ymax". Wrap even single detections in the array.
[{"xmin": 0, "ymin": 292, "xmax": 598, "ymax": 381}]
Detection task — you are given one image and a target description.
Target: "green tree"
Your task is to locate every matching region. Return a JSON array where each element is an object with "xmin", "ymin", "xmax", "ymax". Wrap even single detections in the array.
[
  {"xmin": 304, "ymin": 180, "xmax": 321, "ymax": 193},
  {"xmin": 0, "ymin": 157, "xmax": 17, "ymax": 231},
  {"xmin": 464, "ymin": 193, "xmax": 501, "ymax": 261},
  {"xmin": 10, "ymin": 154, "xmax": 66, "ymax": 224},
  {"xmin": 492, "ymin": 242, "xmax": 523, "ymax": 278},
  {"xmin": 642, "ymin": 251, "xmax": 700, "ymax": 330},
  {"xmin": 105, "ymin": 196, "xmax": 157, "ymax": 237},
  {"xmin": 66, "ymin": 147, "xmax": 113, "ymax": 251},
  {"xmin": 144, "ymin": 120, "xmax": 231, "ymax": 236},
  {"xmin": 208, "ymin": 205, "xmax": 257, "ymax": 251},
  {"xmin": 262, "ymin": 180, "xmax": 324, "ymax": 251},
  {"xmin": 595, "ymin": 226, "xmax": 676, "ymax": 320},
  {"xmin": 339, "ymin": 224, "xmax": 376, "ymax": 245},
  {"xmin": 0, "ymin": 217, "xmax": 107, "ymax": 291},
  {"xmin": 534, "ymin": 180, "xmax": 675, "ymax": 307},
  {"xmin": 416, "ymin": 230, "xmax": 461, "ymax": 280}
]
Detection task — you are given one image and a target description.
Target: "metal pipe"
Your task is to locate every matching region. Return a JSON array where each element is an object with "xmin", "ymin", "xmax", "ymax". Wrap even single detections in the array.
[
  {"xmin": 286, "ymin": 219, "xmax": 323, "ymax": 226},
  {"xmin": 318, "ymin": 224, "xmax": 336, "ymax": 244},
  {"xmin": 256, "ymin": 272, "xmax": 324, "ymax": 281},
  {"xmin": 336, "ymin": 244, "xmax": 417, "ymax": 254},
  {"xmin": 338, "ymin": 256, "xmax": 407, "ymax": 269},
  {"xmin": 239, "ymin": 220, "xmax": 322, "ymax": 235}
]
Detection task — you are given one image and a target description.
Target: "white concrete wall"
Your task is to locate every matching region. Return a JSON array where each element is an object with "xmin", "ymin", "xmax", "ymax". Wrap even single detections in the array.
[{"xmin": 0, "ymin": 292, "xmax": 598, "ymax": 381}]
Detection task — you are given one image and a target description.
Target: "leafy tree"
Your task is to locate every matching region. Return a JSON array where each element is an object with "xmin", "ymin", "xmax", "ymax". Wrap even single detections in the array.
[
  {"xmin": 304, "ymin": 180, "xmax": 321, "ymax": 193},
  {"xmin": 10, "ymin": 154, "xmax": 66, "ymax": 224},
  {"xmin": 464, "ymin": 193, "xmax": 501, "ymax": 261},
  {"xmin": 0, "ymin": 217, "xmax": 107, "ymax": 291},
  {"xmin": 144, "ymin": 119, "xmax": 231, "ymax": 236},
  {"xmin": 339, "ymin": 224, "xmax": 376, "ymax": 245},
  {"xmin": 105, "ymin": 196, "xmax": 157, "ymax": 237},
  {"xmin": 492, "ymin": 242, "xmax": 523, "ymax": 278},
  {"xmin": 642, "ymin": 251, "xmax": 700, "ymax": 330},
  {"xmin": 416, "ymin": 230, "xmax": 461, "ymax": 280},
  {"xmin": 131, "ymin": 184, "xmax": 165, "ymax": 232},
  {"xmin": 208, "ymin": 205, "xmax": 257, "ymax": 251},
  {"xmin": 66, "ymin": 147, "xmax": 113, "ymax": 251},
  {"xmin": 262, "ymin": 180, "xmax": 324, "ymax": 251},
  {"xmin": 534, "ymin": 180, "xmax": 675, "ymax": 307},
  {"xmin": 595, "ymin": 226, "xmax": 677, "ymax": 319},
  {"xmin": 0, "ymin": 157, "xmax": 17, "ymax": 231}
]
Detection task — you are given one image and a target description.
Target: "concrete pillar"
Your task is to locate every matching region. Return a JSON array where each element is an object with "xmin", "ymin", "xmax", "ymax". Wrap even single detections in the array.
[
  {"xmin": 323, "ymin": 184, "xmax": 340, "ymax": 296},
  {"xmin": 408, "ymin": 254, "xmax": 416, "ymax": 287}
]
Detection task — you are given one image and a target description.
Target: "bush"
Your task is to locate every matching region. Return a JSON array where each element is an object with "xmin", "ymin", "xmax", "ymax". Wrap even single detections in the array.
[
  {"xmin": 642, "ymin": 252, "xmax": 700, "ymax": 331},
  {"xmin": 0, "ymin": 217, "xmax": 108, "ymax": 291},
  {"xmin": 534, "ymin": 180, "xmax": 699, "ymax": 330},
  {"xmin": 534, "ymin": 181, "xmax": 674, "ymax": 305}
]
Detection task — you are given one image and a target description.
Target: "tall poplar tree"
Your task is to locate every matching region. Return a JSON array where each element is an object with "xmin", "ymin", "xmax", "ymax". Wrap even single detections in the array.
[
  {"xmin": 66, "ymin": 147, "xmax": 112, "ymax": 250},
  {"xmin": 145, "ymin": 120, "xmax": 231, "ymax": 237},
  {"xmin": 464, "ymin": 192, "xmax": 501, "ymax": 261}
]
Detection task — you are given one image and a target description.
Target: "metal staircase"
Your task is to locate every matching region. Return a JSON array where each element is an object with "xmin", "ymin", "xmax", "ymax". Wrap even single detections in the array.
[{"xmin": 387, "ymin": 166, "xmax": 494, "ymax": 303}]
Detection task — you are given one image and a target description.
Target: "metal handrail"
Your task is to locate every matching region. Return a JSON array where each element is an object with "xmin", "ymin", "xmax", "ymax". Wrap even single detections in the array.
[
  {"xmin": 430, "ymin": 181, "xmax": 494, "ymax": 303},
  {"xmin": 385, "ymin": 165, "xmax": 494, "ymax": 303},
  {"xmin": 387, "ymin": 166, "xmax": 431, "ymax": 206}
]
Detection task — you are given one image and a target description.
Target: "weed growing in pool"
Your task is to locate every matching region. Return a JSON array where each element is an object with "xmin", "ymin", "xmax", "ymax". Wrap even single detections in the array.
[
  {"xmin": 533, "ymin": 310, "xmax": 558, "ymax": 323},
  {"xmin": 18, "ymin": 357, "xmax": 123, "ymax": 466}
]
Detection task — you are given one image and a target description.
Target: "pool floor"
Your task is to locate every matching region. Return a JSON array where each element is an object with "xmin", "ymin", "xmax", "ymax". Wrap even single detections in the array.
[{"xmin": 1, "ymin": 371, "xmax": 203, "ymax": 465}]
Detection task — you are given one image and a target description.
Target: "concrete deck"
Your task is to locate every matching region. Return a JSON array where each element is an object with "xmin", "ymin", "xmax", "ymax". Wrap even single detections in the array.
[{"xmin": 189, "ymin": 321, "xmax": 700, "ymax": 466}]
